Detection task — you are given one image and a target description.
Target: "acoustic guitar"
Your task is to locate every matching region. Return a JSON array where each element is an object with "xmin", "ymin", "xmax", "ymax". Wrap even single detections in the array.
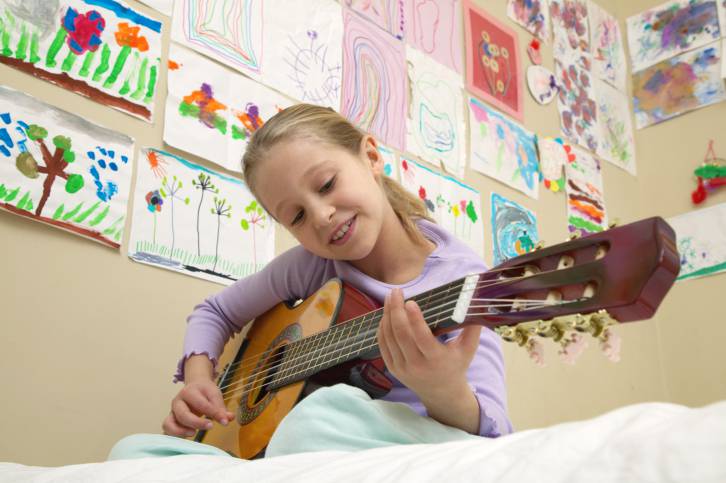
[{"xmin": 193, "ymin": 217, "xmax": 679, "ymax": 458}]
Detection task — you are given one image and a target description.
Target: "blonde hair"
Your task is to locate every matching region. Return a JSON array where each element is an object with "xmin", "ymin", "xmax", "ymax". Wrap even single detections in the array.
[{"xmin": 243, "ymin": 104, "xmax": 433, "ymax": 245}]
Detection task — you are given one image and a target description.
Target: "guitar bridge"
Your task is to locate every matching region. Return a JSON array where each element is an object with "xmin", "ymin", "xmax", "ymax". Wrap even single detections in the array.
[{"xmin": 452, "ymin": 274, "xmax": 480, "ymax": 323}]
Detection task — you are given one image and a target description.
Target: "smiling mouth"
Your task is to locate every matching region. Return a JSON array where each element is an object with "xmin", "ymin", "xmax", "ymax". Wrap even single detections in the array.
[{"xmin": 330, "ymin": 216, "xmax": 355, "ymax": 244}]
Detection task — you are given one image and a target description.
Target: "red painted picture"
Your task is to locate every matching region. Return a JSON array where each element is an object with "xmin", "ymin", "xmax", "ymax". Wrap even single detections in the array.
[{"xmin": 464, "ymin": 0, "xmax": 523, "ymax": 121}]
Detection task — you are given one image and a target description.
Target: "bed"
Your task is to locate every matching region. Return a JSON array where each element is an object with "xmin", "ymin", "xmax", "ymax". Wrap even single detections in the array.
[{"xmin": 1, "ymin": 399, "xmax": 725, "ymax": 482}]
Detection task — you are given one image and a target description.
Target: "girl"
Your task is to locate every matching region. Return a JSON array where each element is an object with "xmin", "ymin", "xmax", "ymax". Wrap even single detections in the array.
[{"xmin": 158, "ymin": 104, "xmax": 512, "ymax": 456}]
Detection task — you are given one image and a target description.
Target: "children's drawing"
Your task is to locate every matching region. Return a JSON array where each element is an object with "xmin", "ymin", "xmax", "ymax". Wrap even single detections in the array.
[
  {"xmin": 490, "ymin": 192, "xmax": 539, "ymax": 266},
  {"xmin": 526, "ymin": 65, "xmax": 559, "ymax": 105},
  {"xmin": 589, "ymin": 1, "xmax": 627, "ymax": 92},
  {"xmin": 720, "ymin": 1, "xmax": 726, "ymax": 43},
  {"xmin": 0, "ymin": 0, "xmax": 162, "ymax": 122},
  {"xmin": 344, "ymin": 0, "xmax": 404, "ymax": 40},
  {"xmin": 341, "ymin": 8, "xmax": 407, "ymax": 151},
  {"xmin": 137, "ymin": 0, "xmax": 172, "ymax": 16},
  {"xmin": 594, "ymin": 78, "xmax": 637, "ymax": 175},
  {"xmin": 549, "ymin": 0, "xmax": 590, "ymax": 69},
  {"xmin": 399, "ymin": 157, "xmax": 485, "ymax": 258},
  {"xmin": 171, "ymin": 0, "xmax": 263, "ymax": 79},
  {"xmin": 0, "ymin": 85, "xmax": 134, "ymax": 248},
  {"xmin": 404, "ymin": 0, "xmax": 463, "ymax": 73},
  {"xmin": 565, "ymin": 146, "xmax": 608, "ymax": 234},
  {"xmin": 463, "ymin": 0, "xmax": 523, "ymax": 121},
  {"xmin": 405, "ymin": 47, "xmax": 466, "ymax": 178},
  {"xmin": 468, "ymin": 96, "xmax": 540, "ymax": 199},
  {"xmin": 555, "ymin": 56, "xmax": 599, "ymax": 153},
  {"xmin": 129, "ymin": 148, "xmax": 275, "ymax": 285},
  {"xmin": 537, "ymin": 136, "xmax": 574, "ymax": 193},
  {"xmin": 723, "ymin": 38, "xmax": 726, "ymax": 78},
  {"xmin": 378, "ymin": 143, "xmax": 398, "ymax": 180},
  {"xmin": 506, "ymin": 0, "xmax": 551, "ymax": 42},
  {"xmin": 691, "ymin": 140, "xmax": 726, "ymax": 204},
  {"xmin": 626, "ymin": 0, "xmax": 720, "ymax": 73},
  {"xmin": 632, "ymin": 44, "xmax": 726, "ymax": 129},
  {"xmin": 668, "ymin": 203, "xmax": 726, "ymax": 281},
  {"xmin": 165, "ymin": 43, "xmax": 293, "ymax": 173},
  {"xmin": 261, "ymin": 0, "xmax": 343, "ymax": 110}
]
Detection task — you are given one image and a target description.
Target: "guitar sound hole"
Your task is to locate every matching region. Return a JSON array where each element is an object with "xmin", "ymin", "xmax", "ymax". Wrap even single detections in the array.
[{"xmin": 252, "ymin": 346, "xmax": 286, "ymax": 405}]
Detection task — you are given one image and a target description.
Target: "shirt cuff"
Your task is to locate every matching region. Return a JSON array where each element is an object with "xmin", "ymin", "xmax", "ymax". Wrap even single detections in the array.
[
  {"xmin": 172, "ymin": 351, "xmax": 218, "ymax": 383},
  {"xmin": 469, "ymin": 383, "xmax": 504, "ymax": 438}
]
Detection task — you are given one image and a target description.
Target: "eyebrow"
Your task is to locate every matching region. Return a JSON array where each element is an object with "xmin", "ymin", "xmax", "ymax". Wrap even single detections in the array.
[{"xmin": 272, "ymin": 160, "xmax": 333, "ymax": 218}]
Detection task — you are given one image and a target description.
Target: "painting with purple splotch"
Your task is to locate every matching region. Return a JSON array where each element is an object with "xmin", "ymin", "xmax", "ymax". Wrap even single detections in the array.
[
  {"xmin": 261, "ymin": 0, "xmax": 343, "ymax": 110},
  {"xmin": 555, "ymin": 56, "xmax": 600, "ymax": 153},
  {"xmin": 405, "ymin": 0, "xmax": 463, "ymax": 73},
  {"xmin": 626, "ymin": 0, "xmax": 721, "ymax": 73},
  {"xmin": 341, "ymin": 7, "xmax": 407, "ymax": 151},
  {"xmin": 588, "ymin": 1, "xmax": 627, "ymax": 92},
  {"xmin": 632, "ymin": 44, "xmax": 726, "ymax": 129},
  {"xmin": 468, "ymin": 96, "xmax": 540, "ymax": 200},
  {"xmin": 0, "ymin": 85, "xmax": 134, "ymax": 249},
  {"xmin": 128, "ymin": 148, "xmax": 275, "ymax": 286},
  {"xmin": 550, "ymin": 0, "xmax": 590, "ymax": 69},
  {"xmin": 399, "ymin": 157, "xmax": 485, "ymax": 258},
  {"xmin": 164, "ymin": 43, "xmax": 293, "ymax": 173},
  {"xmin": 506, "ymin": 0, "xmax": 551, "ymax": 42},
  {"xmin": 345, "ymin": 0, "xmax": 404, "ymax": 39}
]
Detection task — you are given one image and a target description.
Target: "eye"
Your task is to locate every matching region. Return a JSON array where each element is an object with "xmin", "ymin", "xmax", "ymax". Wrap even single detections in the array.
[
  {"xmin": 291, "ymin": 209, "xmax": 304, "ymax": 226},
  {"xmin": 319, "ymin": 176, "xmax": 336, "ymax": 193}
]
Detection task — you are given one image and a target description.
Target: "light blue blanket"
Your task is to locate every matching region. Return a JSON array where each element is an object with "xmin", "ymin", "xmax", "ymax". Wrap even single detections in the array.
[{"xmin": 109, "ymin": 384, "xmax": 478, "ymax": 460}]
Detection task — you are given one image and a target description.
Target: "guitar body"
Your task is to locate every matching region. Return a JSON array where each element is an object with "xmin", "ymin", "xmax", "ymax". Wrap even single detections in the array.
[{"xmin": 197, "ymin": 278, "xmax": 380, "ymax": 459}]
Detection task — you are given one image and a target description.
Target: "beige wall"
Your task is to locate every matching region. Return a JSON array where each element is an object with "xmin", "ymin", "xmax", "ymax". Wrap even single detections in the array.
[{"xmin": 1, "ymin": 0, "xmax": 724, "ymax": 466}]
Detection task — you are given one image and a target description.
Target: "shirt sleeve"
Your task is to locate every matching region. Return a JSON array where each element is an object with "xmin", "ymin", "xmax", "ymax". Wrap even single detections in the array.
[{"xmin": 173, "ymin": 246, "xmax": 327, "ymax": 382}]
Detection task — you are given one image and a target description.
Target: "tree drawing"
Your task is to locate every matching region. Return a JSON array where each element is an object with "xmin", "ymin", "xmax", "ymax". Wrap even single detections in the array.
[
  {"xmin": 211, "ymin": 196, "xmax": 232, "ymax": 273},
  {"xmin": 240, "ymin": 200, "xmax": 266, "ymax": 269},
  {"xmin": 191, "ymin": 172, "xmax": 217, "ymax": 256},
  {"xmin": 161, "ymin": 175, "xmax": 189, "ymax": 262},
  {"xmin": 15, "ymin": 124, "xmax": 84, "ymax": 216}
]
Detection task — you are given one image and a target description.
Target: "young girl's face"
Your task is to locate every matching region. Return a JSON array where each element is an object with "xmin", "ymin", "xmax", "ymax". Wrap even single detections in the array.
[{"xmin": 254, "ymin": 136, "xmax": 389, "ymax": 261}]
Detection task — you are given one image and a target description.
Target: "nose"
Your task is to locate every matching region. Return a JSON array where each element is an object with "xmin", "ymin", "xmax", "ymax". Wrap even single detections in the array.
[{"xmin": 311, "ymin": 201, "xmax": 335, "ymax": 228}]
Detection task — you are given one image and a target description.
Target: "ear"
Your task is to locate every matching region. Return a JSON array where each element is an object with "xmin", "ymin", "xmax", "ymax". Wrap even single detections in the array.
[{"xmin": 361, "ymin": 135, "xmax": 384, "ymax": 178}]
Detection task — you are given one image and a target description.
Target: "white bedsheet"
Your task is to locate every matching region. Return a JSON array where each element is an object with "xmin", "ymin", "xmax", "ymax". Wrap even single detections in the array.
[{"xmin": 2, "ymin": 400, "xmax": 726, "ymax": 482}]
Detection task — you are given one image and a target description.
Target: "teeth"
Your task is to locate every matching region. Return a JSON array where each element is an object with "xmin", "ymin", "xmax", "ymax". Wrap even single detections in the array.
[{"xmin": 332, "ymin": 219, "xmax": 353, "ymax": 241}]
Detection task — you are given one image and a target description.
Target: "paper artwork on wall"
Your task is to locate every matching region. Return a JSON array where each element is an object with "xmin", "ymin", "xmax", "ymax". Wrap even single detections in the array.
[
  {"xmin": 555, "ymin": 56, "xmax": 600, "ymax": 153},
  {"xmin": 0, "ymin": 85, "xmax": 134, "ymax": 248},
  {"xmin": 626, "ymin": 0, "xmax": 721, "ymax": 73},
  {"xmin": 345, "ymin": 0, "xmax": 405, "ymax": 40},
  {"xmin": 129, "ymin": 148, "xmax": 275, "ymax": 285},
  {"xmin": 468, "ymin": 96, "xmax": 540, "ymax": 199},
  {"xmin": 399, "ymin": 157, "xmax": 485, "ymax": 258},
  {"xmin": 261, "ymin": 0, "xmax": 343, "ymax": 110},
  {"xmin": 490, "ymin": 192, "xmax": 539, "ymax": 267},
  {"xmin": 404, "ymin": 0, "xmax": 463, "ymax": 73},
  {"xmin": 0, "ymin": 0, "xmax": 163, "ymax": 122},
  {"xmin": 719, "ymin": 0, "xmax": 726, "ymax": 38},
  {"xmin": 171, "ymin": 0, "xmax": 263, "ymax": 80},
  {"xmin": 537, "ymin": 136, "xmax": 574, "ymax": 193},
  {"xmin": 137, "ymin": 0, "xmax": 172, "ymax": 16},
  {"xmin": 588, "ymin": 1, "xmax": 627, "ymax": 92},
  {"xmin": 341, "ymin": 7, "xmax": 407, "ymax": 151},
  {"xmin": 594, "ymin": 78, "xmax": 637, "ymax": 175},
  {"xmin": 379, "ymin": 143, "xmax": 399, "ymax": 180},
  {"xmin": 723, "ymin": 39, "xmax": 726, "ymax": 78},
  {"xmin": 549, "ymin": 0, "xmax": 590, "ymax": 69},
  {"xmin": 526, "ymin": 65, "xmax": 560, "ymax": 105},
  {"xmin": 565, "ymin": 146, "xmax": 608, "ymax": 234},
  {"xmin": 164, "ymin": 43, "xmax": 293, "ymax": 173},
  {"xmin": 463, "ymin": 0, "xmax": 523, "ymax": 121},
  {"xmin": 506, "ymin": 0, "xmax": 551, "ymax": 42},
  {"xmin": 405, "ymin": 47, "xmax": 466, "ymax": 179},
  {"xmin": 667, "ymin": 203, "xmax": 726, "ymax": 281},
  {"xmin": 632, "ymin": 43, "xmax": 726, "ymax": 129}
]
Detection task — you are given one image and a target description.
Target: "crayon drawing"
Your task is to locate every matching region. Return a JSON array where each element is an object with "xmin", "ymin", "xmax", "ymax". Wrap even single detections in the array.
[
  {"xmin": 490, "ymin": 192, "xmax": 539, "ymax": 266},
  {"xmin": 565, "ymin": 146, "xmax": 608, "ymax": 235},
  {"xmin": 261, "ymin": 0, "xmax": 343, "ymax": 109},
  {"xmin": 667, "ymin": 203, "xmax": 726, "ymax": 281},
  {"xmin": 0, "ymin": 0, "xmax": 162, "ymax": 122},
  {"xmin": 626, "ymin": 0, "xmax": 720, "ymax": 73},
  {"xmin": 589, "ymin": 1, "xmax": 627, "ymax": 92},
  {"xmin": 464, "ymin": 0, "xmax": 523, "ymax": 121},
  {"xmin": 506, "ymin": 0, "xmax": 551, "ymax": 42},
  {"xmin": 468, "ymin": 96, "xmax": 540, "ymax": 199},
  {"xmin": 537, "ymin": 136, "xmax": 574, "ymax": 193},
  {"xmin": 400, "ymin": 157, "xmax": 485, "ymax": 258},
  {"xmin": 555, "ymin": 56, "xmax": 600, "ymax": 153},
  {"xmin": 341, "ymin": 8, "xmax": 407, "ymax": 151},
  {"xmin": 632, "ymin": 44, "xmax": 726, "ymax": 129},
  {"xmin": 344, "ymin": 0, "xmax": 404, "ymax": 40},
  {"xmin": 171, "ymin": 0, "xmax": 263, "ymax": 79},
  {"xmin": 550, "ymin": 0, "xmax": 590, "ymax": 69},
  {"xmin": 594, "ymin": 78, "xmax": 637, "ymax": 175},
  {"xmin": 0, "ymin": 85, "xmax": 134, "ymax": 248},
  {"xmin": 405, "ymin": 47, "xmax": 466, "ymax": 178},
  {"xmin": 129, "ymin": 148, "xmax": 275, "ymax": 285},
  {"xmin": 405, "ymin": 0, "xmax": 463, "ymax": 73},
  {"xmin": 165, "ymin": 43, "xmax": 292, "ymax": 173}
]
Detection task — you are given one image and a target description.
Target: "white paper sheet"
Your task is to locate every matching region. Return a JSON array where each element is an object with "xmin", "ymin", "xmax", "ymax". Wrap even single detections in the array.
[
  {"xmin": 668, "ymin": 203, "xmax": 726, "ymax": 281},
  {"xmin": 594, "ymin": 78, "xmax": 637, "ymax": 175}
]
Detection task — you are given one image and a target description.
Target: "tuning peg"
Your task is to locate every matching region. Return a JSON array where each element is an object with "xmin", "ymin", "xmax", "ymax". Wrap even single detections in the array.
[
  {"xmin": 567, "ymin": 231, "xmax": 582, "ymax": 241},
  {"xmin": 558, "ymin": 332, "xmax": 588, "ymax": 364},
  {"xmin": 598, "ymin": 328, "xmax": 621, "ymax": 362},
  {"xmin": 535, "ymin": 319, "xmax": 566, "ymax": 342},
  {"xmin": 534, "ymin": 240, "xmax": 546, "ymax": 250},
  {"xmin": 608, "ymin": 218, "xmax": 620, "ymax": 229},
  {"xmin": 497, "ymin": 323, "xmax": 532, "ymax": 346}
]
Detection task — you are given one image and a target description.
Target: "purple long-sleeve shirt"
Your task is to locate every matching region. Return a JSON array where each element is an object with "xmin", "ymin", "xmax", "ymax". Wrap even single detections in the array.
[{"xmin": 176, "ymin": 219, "xmax": 513, "ymax": 437}]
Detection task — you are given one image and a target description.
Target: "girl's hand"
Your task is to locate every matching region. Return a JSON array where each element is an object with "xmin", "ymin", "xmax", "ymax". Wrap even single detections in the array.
[
  {"xmin": 162, "ymin": 376, "xmax": 234, "ymax": 438},
  {"xmin": 376, "ymin": 288, "xmax": 482, "ymax": 404}
]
